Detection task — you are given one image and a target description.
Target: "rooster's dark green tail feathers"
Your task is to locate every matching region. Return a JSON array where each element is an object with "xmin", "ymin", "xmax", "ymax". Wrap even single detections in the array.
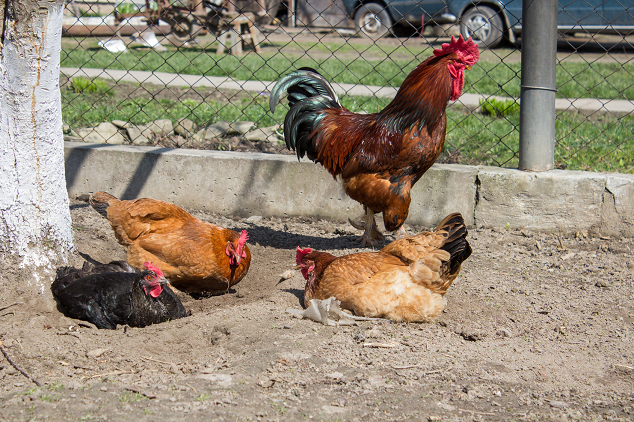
[
  {"xmin": 284, "ymin": 95, "xmax": 339, "ymax": 157},
  {"xmin": 269, "ymin": 68, "xmax": 340, "ymax": 113}
]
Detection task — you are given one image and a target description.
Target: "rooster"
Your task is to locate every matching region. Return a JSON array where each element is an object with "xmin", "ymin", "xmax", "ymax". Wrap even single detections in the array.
[
  {"xmin": 269, "ymin": 36, "xmax": 479, "ymax": 246},
  {"xmin": 52, "ymin": 261, "xmax": 187, "ymax": 329},
  {"xmin": 296, "ymin": 213, "xmax": 471, "ymax": 322},
  {"xmin": 89, "ymin": 192, "xmax": 251, "ymax": 295}
]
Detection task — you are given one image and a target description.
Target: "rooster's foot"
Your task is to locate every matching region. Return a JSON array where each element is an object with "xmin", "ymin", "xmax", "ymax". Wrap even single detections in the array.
[{"xmin": 358, "ymin": 228, "xmax": 384, "ymax": 248}]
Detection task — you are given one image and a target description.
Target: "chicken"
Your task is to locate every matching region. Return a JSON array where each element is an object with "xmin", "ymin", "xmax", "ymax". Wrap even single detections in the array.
[
  {"xmin": 52, "ymin": 261, "xmax": 187, "ymax": 329},
  {"xmin": 89, "ymin": 192, "xmax": 251, "ymax": 295},
  {"xmin": 269, "ymin": 36, "xmax": 479, "ymax": 246},
  {"xmin": 296, "ymin": 213, "xmax": 472, "ymax": 322}
]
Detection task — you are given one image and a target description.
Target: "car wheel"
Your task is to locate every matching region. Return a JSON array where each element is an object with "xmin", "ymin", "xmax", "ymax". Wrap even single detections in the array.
[
  {"xmin": 354, "ymin": 3, "xmax": 392, "ymax": 39},
  {"xmin": 460, "ymin": 6, "xmax": 504, "ymax": 48}
]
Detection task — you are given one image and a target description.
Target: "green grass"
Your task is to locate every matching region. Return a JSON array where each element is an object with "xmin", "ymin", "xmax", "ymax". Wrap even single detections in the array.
[
  {"xmin": 115, "ymin": 2, "xmax": 139, "ymax": 14},
  {"xmin": 479, "ymin": 98, "xmax": 520, "ymax": 118},
  {"xmin": 446, "ymin": 109, "xmax": 634, "ymax": 172},
  {"xmin": 60, "ymin": 45, "xmax": 634, "ymax": 100},
  {"xmin": 194, "ymin": 393, "xmax": 210, "ymax": 402},
  {"xmin": 120, "ymin": 391, "xmax": 147, "ymax": 403},
  {"xmin": 59, "ymin": 38, "xmax": 634, "ymax": 173},
  {"xmin": 70, "ymin": 77, "xmax": 112, "ymax": 95}
]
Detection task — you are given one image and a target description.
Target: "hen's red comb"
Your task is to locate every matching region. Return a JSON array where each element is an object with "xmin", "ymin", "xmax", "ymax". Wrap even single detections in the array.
[
  {"xmin": 296, "ymin": 246, "xmax": 312, "ymax": 264},
  {"xmin": 238, "ymin": 230, "xmax": 249, "ymax": 246},
  {"xmin": 143, "ymin": 262, "xmax": 164, "ymax": 278},
  {"xmin": 433, "ymin": 35, "xmax": 480, "ymax": 65}
]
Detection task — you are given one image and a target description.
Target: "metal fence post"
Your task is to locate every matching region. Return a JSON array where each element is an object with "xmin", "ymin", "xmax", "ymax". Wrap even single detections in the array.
[{"xmin": 519, "ymin": 0, "xmax": 558, "ymax": 171}]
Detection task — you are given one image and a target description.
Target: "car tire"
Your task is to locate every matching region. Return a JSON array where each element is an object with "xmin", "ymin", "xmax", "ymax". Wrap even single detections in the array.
[
  {"xmin": 459, "ymin": 6, "xmax": 504, "ymax": 48},
  {"xmin": 354, "ymin": 3, "xmax": 392, "ymax": 39}
]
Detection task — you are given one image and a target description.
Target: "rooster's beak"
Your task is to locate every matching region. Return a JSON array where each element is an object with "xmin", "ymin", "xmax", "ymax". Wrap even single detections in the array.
[{"xmin": 466, "ymin": 65, "xmax": 472, "ymax": 71}]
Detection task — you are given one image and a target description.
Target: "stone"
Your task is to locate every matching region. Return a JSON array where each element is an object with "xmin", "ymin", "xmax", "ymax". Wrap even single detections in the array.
[
  {"xmin": 111, "ymin": 120, "xmax": 130, "ymax": 129},
  {"xmin": 367, "ymin": 375, "xmax": 386, "ymax": 388},
  {"xmin": 458, "ymin": 328, "xmax": 486, "ymax": 341},
  {"xmin": 204, "ymin": 122, "xmax": 231, "ymax": 139},
  {"xmin": 549, "ymin": 400, "xmax": 567, "ymax": 408},
  {"xmin": 196, "ymin": 373, "xmax": 232, "ymax": 387},
  {"xmin": 174, "ymin": 118, "xmax": 197, "ymax": 138},
  {"xmin": 496, "ymin": 328, "xmax": 513, "ymax": 338},
  {"xmin": 146, "ymin": 119, "xmax": 174, "ymax": 136},
  {"xmin": 126, "ymin": 125, "xmax": 151, "ymax": 145},
  {"xmin": 76, "ymin": 122, "xmax": 126, "ymax": 144},
  {"xmin": 365, "ymin": 329, "xmax": 381, "ymax": 338},
  {"xmin": 326, "ymin": 372, "xmax": 343, "ymax": 380},
  {"xmin": 279, "ymin": 270, "xmax": 295, "ymax": 280},
  {"xmin": 86, "ymin": 348, "xmax": 110, "ymax": 358},
  {"xmin": 244, "ymin": 125, "xmax": 282, "ymax": 143},
  {"xmin": 226, "ymin": 121, "xmax": 255, "ymax": 135}
]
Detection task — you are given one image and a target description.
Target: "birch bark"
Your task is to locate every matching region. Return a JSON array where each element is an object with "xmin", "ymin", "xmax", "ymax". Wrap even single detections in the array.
[{"xmin": 0, "ymin": 0, "xmax": 74, "ymax": 295}]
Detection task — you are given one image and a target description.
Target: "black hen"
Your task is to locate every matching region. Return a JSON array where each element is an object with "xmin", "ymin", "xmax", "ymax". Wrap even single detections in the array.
[{"xmin": 52, "ymin": 261, "xmax": 187, "ymax": 329}]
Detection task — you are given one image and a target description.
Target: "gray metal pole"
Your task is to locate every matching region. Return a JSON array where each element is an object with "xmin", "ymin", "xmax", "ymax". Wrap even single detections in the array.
[{"xmin": 519, "ymin": 0, "xmax": 558, "ymax": 171}]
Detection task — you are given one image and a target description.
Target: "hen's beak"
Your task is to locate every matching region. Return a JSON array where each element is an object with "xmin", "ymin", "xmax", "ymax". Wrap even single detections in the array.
[
  {"xmin": 159, "ymin": 277, "xmax": 171, "ymax": 285},
  {"xmin": 466, "ymin": 65, "xmax": 472, "ymax": 71}
]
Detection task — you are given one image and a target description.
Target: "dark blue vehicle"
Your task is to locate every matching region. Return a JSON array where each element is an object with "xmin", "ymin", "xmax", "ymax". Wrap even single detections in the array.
[{"xmin": 342, "ymin": 0, "xmax": 634, "ymax": 48}]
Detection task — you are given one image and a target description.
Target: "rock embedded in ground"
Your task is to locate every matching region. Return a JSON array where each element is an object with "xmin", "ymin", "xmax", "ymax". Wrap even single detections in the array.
[
  {"xmin": 196, "ymin": 121, "xmax": 231, "ymax": 141},
  {"xmin": 111, "ymin": 120, "xmax": 131, "ymax": 129},
  {"xmin": 126, "ymin": 125, "xmax": 151, "ymax": 145},
  {"xmin": 245, "ymin": 125, "xmax": 282, "ymax": 143},
  {"xmin": 226, "ymin": 121, "xmax": 255, "ymax": 135},
  {"xmin": 174, "ymin": 118, "xmax": 197, "ymax": 138},
  {"xmin": 76, "ymin": 122, "xmax": 126, "ymax": 144},
  {"xmin": 147, "ymin": 119, "xmax": 174, "ymax": 136}
]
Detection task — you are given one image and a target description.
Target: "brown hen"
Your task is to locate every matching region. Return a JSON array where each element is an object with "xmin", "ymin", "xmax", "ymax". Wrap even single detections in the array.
[{"xmin": 90, "ymin": 192, "xmax": 251, "ymax": 295}]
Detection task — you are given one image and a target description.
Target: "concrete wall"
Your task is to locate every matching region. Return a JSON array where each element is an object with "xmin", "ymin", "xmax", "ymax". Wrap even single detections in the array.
[{"xmin": 64, "ymin": 142, "xmax": 634, "ymax": 236}]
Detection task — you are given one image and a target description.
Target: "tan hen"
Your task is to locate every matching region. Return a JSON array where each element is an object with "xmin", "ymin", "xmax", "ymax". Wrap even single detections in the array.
[{"xmin": 296, "ymin": 213, "xmax": 471, "ymax": 322}]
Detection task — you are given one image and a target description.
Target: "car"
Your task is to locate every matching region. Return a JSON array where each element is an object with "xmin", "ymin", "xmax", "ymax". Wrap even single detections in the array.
[{"xmin": 342, "ymin": 0, "xmax": 634, "ymax": 48}]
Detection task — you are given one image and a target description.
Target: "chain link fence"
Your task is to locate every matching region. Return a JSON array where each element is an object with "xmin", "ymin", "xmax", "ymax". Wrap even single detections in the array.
[{"xmin": 60, "ymin": 0, "xmax": 634, "ymax": 173}]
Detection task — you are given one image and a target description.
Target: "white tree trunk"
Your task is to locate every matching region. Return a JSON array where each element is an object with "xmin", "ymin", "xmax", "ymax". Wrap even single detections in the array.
[{"xmin": 0, "ymin": 0, "xmax": 74, "ymax": 295}]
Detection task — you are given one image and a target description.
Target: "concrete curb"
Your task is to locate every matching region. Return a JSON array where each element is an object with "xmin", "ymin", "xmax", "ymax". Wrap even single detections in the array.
[{"xmin": 64, "ymin": 142, "xmax": 634, "ymax": 236}]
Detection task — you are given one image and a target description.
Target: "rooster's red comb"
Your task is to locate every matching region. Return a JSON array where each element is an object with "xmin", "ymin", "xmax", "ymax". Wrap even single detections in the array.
[
  {"xmin": 296, "ymin": 246, "xmax": 312, "ymax": 264},
  {"xmin": 143, "ymin": 262, "xmax": 164, "ymax": 278},
  {"xmin": 433, "ymin": 35, "xmax": 480, "ymax": 66}
]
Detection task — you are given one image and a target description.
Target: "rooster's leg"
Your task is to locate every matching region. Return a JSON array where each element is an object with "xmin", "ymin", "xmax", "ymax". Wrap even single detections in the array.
[{"xmin": 358, "ymin": 208, "xmax": 384, "ymax": 247}]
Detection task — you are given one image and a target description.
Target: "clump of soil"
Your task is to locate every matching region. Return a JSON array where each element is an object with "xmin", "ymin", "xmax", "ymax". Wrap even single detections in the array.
[{"xmin": 0, "ymin": 199, "xmax": 632, "ymax": 421}]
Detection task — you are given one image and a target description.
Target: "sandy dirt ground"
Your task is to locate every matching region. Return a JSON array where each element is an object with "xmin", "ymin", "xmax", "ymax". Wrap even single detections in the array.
[{"xmin": 0, "ymin": 196, "xmax": 633, "ymax": 421}]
